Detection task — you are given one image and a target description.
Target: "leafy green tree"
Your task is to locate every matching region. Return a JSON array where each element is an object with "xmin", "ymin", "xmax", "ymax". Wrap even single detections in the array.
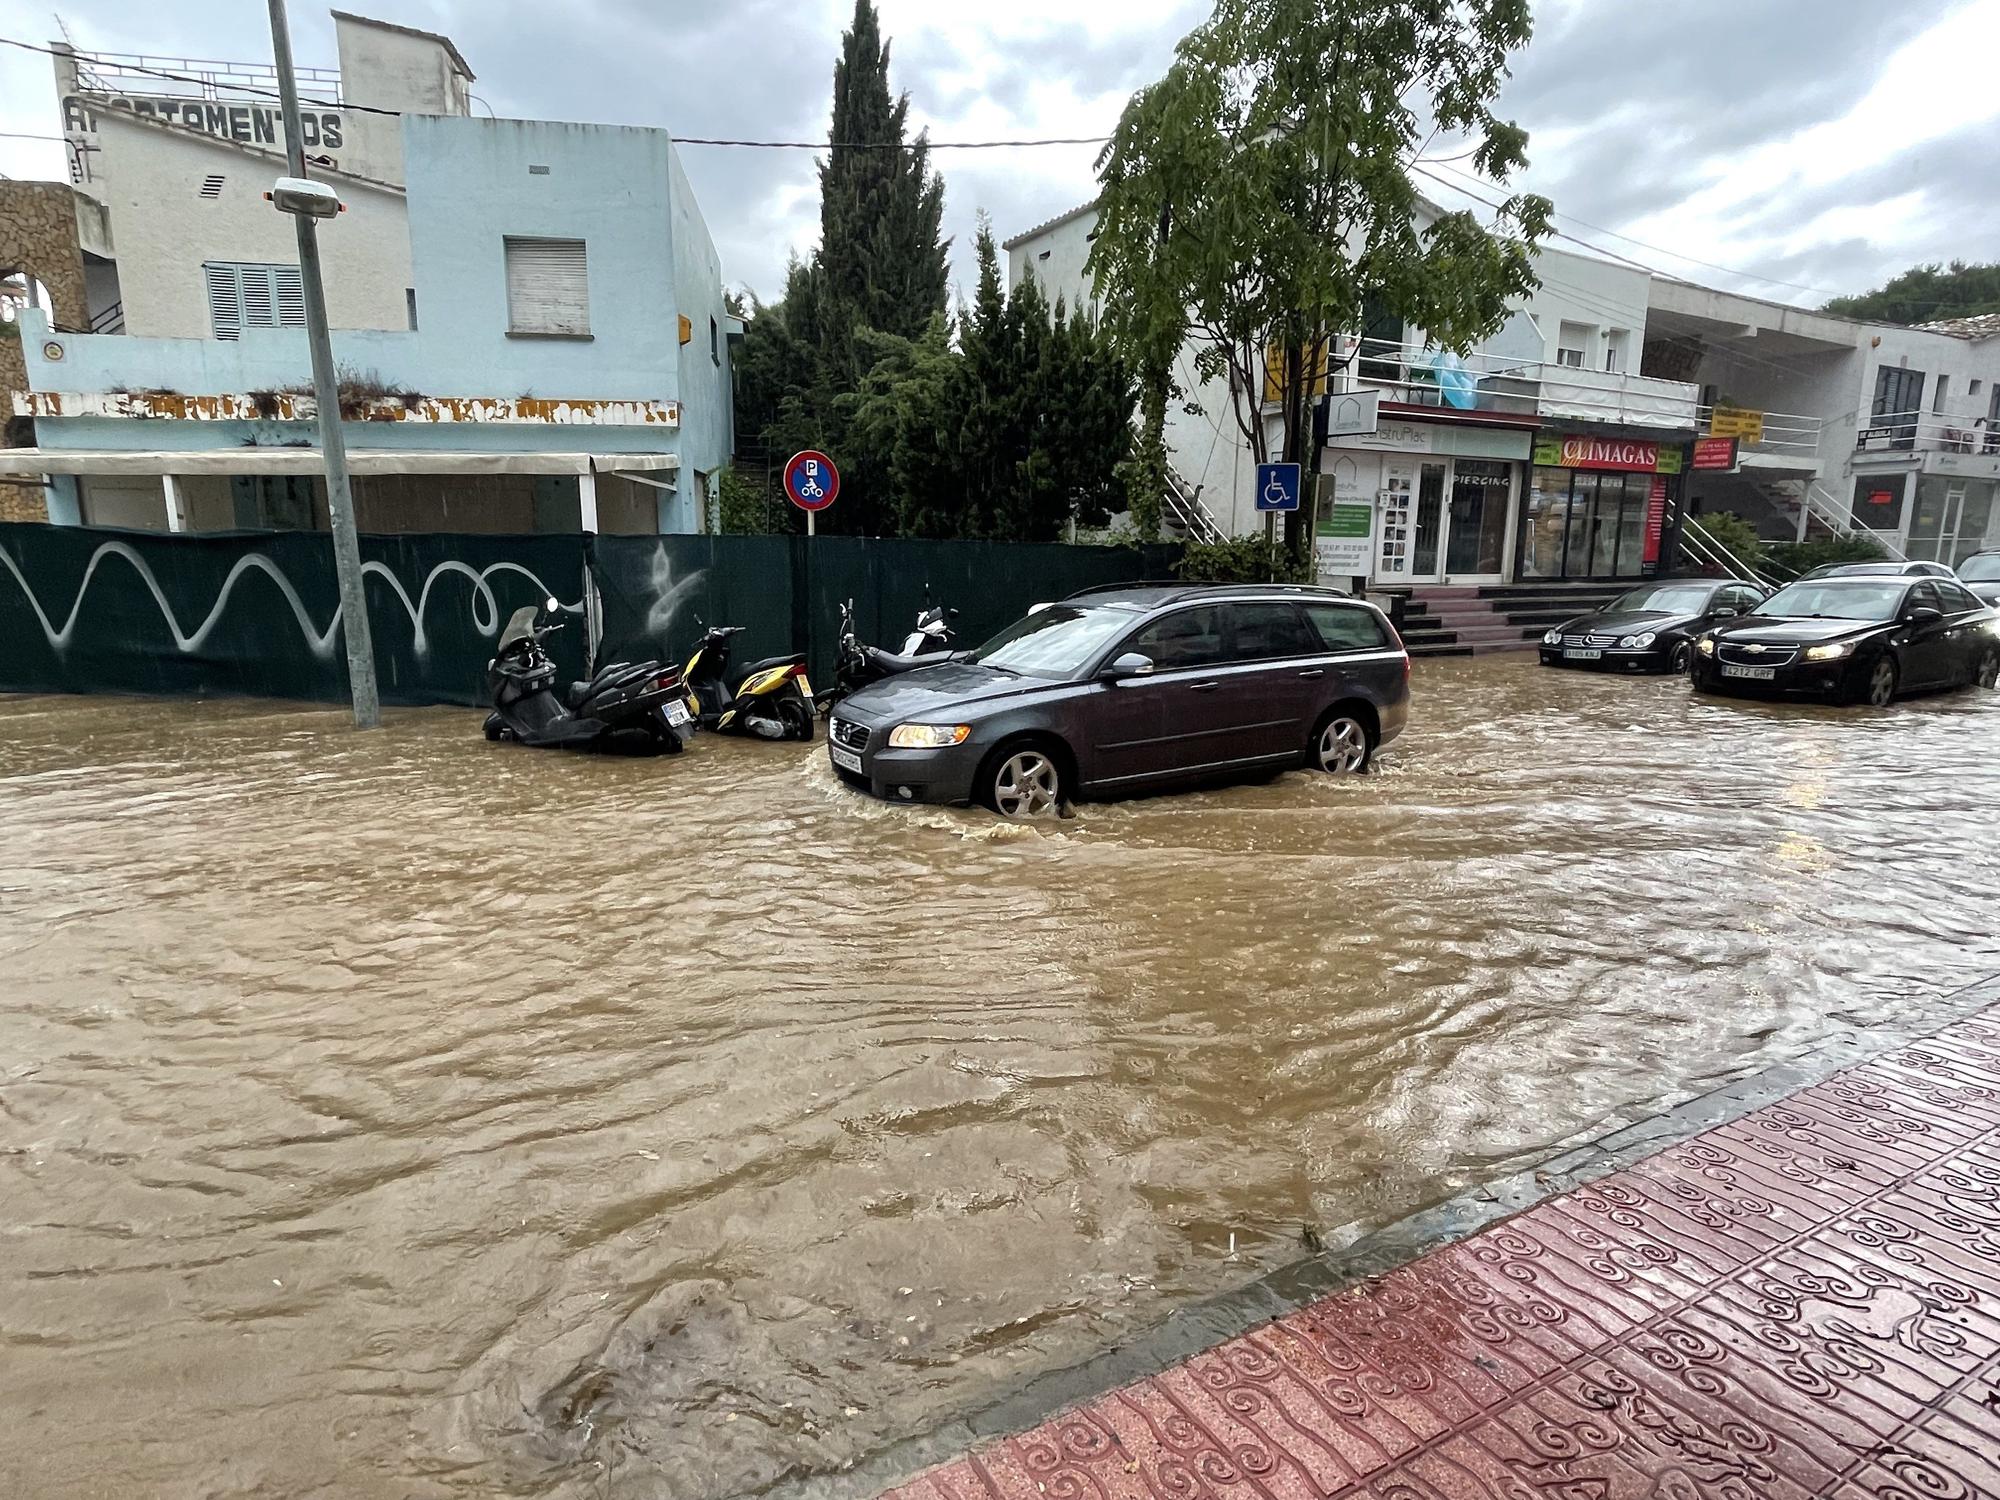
[
  {"xmin": 1824, "ymin": 261, "xmax": 2000, "ymax": 325},
  {"xmin": 1088, "ymin": 0, "xmax": 1552, "ymax": 564}
]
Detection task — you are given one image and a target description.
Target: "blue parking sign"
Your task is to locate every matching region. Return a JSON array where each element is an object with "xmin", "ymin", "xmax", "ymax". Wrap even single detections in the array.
[{"xmin": 1255, "ymin": 462, "xmax": 1301, "ymax": 512}]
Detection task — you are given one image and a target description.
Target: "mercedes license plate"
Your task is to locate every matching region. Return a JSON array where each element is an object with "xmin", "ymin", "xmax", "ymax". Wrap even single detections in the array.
[
  {"xmin": 831, "ymin": 744, "xmax": 863, "ymax": 775},
  {"xmin": 1721, "ymin": 664, "xmax": 1776, "ymax": 681},
  {"xmin": 1564, "ymin": 648, "xmax": 1601, "ymax": 661}
]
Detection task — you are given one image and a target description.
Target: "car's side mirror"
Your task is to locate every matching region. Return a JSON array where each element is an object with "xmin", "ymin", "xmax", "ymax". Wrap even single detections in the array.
[
  {"xmin": 1101, "ymin": 652, "xmax": 1155, "ymax": 681},
  {"xmin": 1904, "ymin": 605, "xmax": 1944, "ymax": 624},
  {"xmin": 1713, "ymin": 606, "xmax": 1739, "ymax": 619}
]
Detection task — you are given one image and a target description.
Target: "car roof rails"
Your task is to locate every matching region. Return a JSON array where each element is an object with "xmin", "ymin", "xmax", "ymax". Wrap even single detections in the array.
[{"xmin": 1062, "ymin": 580, "xmax": 1355, "ymax": 604}]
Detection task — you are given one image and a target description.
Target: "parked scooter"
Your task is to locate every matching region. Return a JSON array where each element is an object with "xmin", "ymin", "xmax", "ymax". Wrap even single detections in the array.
[
  {"xmin": 681, "ymin": 623, "xmax": 815, "ymax": 740},
  {"xmin": 484, "ymin": 599, "xmax": 692, "ymax": 753},
  {"xmin": 821, "ymin": 597, "xmax": 961, "ymax": 710}
]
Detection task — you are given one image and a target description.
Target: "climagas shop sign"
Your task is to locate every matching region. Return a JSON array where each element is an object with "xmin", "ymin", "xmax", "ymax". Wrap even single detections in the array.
[{"xmin": 1532, "ymin": 434, "xmax": 1683, "ymax": 474}]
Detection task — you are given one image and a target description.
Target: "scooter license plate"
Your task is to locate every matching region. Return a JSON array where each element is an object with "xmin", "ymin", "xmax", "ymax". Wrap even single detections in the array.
[
  {"xmin": 795, "ymin": 674, "xmax": 814, "ymax": 701},
  {"xmin": 830, "ymin": 744, "xmax": 863, "ymax": 775},
  {"xmin": 663, "ymin": 698, "xmax": 692, "ymax": 727}
]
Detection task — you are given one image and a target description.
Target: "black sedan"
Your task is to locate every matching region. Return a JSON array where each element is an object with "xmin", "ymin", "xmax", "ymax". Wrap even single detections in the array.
[
  {"xmin": 1540, "ymin": 578, "xmax": 1769, "ymax": 674},
  {"xmin": 1690, "ymin": 576, "xmax": 2000, "ymax": 706},
  {"xmin": 1961, "ymin": 550, "xmax": 2000, "ymax": 606}
]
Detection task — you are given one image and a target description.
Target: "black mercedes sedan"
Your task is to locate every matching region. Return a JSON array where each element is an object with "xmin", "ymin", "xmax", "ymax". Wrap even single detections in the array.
[
  {"xmin": 1539, "ymin": 578, "xmax": 1769, "ymax": 674},
  {"xmin": 1690, "ymin": 575, "xmax": 2000, "ymax": 706}
]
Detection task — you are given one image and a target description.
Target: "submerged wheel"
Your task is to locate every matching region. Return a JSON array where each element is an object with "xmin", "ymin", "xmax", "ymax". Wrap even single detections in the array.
[
  {"xmin": 984, "ymin": 746, "xmax": 1064, "ymax": 818},
  {"xmin": 1977, "ymin": 647, "xmax": 2000, "ymax": 690},
  {"xmin": 779, "ymin": 696, "xmax": 813, "ymax": 741},
  {"xmin": 1670, "ymin": 640, "xmax": 1693, "ymax": 674},
  {"xmin": 1312, "ymin": 712, "xmax": 1373, "ymax": 774},
  {"xmin": 1865, "ymin": 656, "xmax": 1899, "ymax": 708}
]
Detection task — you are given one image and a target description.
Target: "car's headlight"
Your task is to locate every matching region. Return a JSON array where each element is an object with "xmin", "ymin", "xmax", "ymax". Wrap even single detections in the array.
[
  {"xmin": 1543, "ymin": 629, "xmax": 1561, "ymax": 646},
  {"xmin": 1617, "ymin": 632, "xmax": 1657, "ymax": 649},
  {"xmin": 1697, "ymin": 636, "xmax": 1715, "ymax": 656},
  {"xmin": 1804, "ymin": 641, "xmax": 1856, "ymax": 662},
  {"xmin": 887, "ymin": 723, "xmax": 972, "ymax": 749}
]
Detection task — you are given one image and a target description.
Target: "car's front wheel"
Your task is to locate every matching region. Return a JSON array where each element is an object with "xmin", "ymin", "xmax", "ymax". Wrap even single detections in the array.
[
  {"xmin": 981, "ymin": 744, "xmax": 1065, "ymax": 818},
  {"xmin": 1311, "ymin": 710, "xmax": 1373, "ymax": 774},
  {"xmin": 1669, "ymin": 640, "xmax": 1693, "ymax": 673},
  {"xmin": 1863, "ymin": 656, "xmax": 1900, "ymax": 708}
]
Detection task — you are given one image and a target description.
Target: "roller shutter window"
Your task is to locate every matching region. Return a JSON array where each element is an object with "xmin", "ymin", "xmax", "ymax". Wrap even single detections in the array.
[
  {"xmin": 503, "ymin": 236, "xmax": 590, "ymax": 336},
  {"xmin": 203, "ymin": 262, "xmax": 307, "ymax": 341}
]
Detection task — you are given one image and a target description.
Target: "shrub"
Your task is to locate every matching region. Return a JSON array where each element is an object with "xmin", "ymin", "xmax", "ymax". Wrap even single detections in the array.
[
  {"xmin": 715, "ymin": 465, "xmax": 778, "ymax": 534},
  {"xmin": 1176, "ymin": 534, "xmax": 1314, "ymax": 583},
  {"xmin": 1685, "ymin": 510, "xmax": 1767, "ymax": 575},
  {"xmin": 1766, "ymin": 534, "xmax": 1886, "ymax": 579}
]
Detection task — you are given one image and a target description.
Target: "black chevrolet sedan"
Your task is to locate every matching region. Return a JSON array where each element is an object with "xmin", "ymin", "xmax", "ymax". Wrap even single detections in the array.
[
  {"xmin": 1691, "ymin": 576, "xmax": 2000, "ymax": 706},
  {"xmin": 1539, "ymin": 578, "xmax": 1769, "ymax": 673},
  {"xmin": 1960, "ymin": 550, "xmax": 2000, "ymax": 606}
]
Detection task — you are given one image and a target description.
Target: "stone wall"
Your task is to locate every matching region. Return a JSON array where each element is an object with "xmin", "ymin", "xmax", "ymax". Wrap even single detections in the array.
[{"xmin": 0, "ymin": 181, "xmax": 85, "ymax": 524}]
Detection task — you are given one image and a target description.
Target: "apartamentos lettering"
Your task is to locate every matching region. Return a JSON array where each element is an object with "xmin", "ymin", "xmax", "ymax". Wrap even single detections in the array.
[{"xmin": 63, "ymin": 93, "xmax": 345, "ymax": 150}]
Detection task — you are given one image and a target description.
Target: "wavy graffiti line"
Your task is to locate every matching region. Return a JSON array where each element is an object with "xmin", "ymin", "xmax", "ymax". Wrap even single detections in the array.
[{"xmin": 0, "ymin": 538, "xmax": 573, "ymax": 661}]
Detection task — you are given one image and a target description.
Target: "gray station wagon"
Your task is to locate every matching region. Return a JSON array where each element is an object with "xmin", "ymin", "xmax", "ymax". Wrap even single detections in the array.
[{"xmin": 827, "ymin": 584, "xmax": 1411, "ymax": 816}]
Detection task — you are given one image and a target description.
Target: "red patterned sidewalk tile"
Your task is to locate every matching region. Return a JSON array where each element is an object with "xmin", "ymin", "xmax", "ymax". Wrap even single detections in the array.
[{"xmin": 878, "ymin": 1001, "xmax": 2000, "ymax": 1500}]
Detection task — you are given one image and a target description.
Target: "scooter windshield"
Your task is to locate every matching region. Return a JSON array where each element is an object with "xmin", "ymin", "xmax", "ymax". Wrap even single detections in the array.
[{"xmin": 497, "ymin": 606, "xmax": 542, "ymax": 653}]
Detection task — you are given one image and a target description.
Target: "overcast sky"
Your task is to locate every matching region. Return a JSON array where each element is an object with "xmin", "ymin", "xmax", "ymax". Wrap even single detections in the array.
[{"xmin": 3, "ymin": 0, "xmax": 1997, "ymax": 311}]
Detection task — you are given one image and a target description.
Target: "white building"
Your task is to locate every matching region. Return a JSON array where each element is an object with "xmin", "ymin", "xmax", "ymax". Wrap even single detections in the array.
[
  {"xmin": 1006, "ymin": 202, "xmax": 1706, "ymax": 591},
  {"xmin": 1643, "ymin": 286, "xmax": 2000, "ymax": 566},
  {"xmin": 4, "ymin": 11, "xmax": 736, "ymax": 537}
]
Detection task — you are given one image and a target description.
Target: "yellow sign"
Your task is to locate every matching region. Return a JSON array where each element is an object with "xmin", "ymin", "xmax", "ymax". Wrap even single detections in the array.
[
  {"xmin": 1262, "ymin": 341, "xmax": 1330, "ymax": 404},
  {"xmin": 1708, "ymin": 406, "xmax": 1764, "ymax": 442}
]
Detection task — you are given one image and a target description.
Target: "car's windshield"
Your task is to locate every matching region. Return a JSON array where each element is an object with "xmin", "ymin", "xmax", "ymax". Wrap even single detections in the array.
[
  {"xmin": 1754, "ymin": 581, "xmax": 1907, "ymax": 622},
  {"xmin": 1959, "ymin": 554, "xmax": 2000, "ymax": 582},
  {"xmin": 968, "ymin": 604, "xmax": 1138, "ymax": 678},
  {"xmin": 1606, "ymin": 584, "xmax": 1718, "ymax": 614}
]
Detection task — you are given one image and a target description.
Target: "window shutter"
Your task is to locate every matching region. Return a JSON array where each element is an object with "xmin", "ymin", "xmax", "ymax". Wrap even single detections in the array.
[
  {"xmin": 272, "ymin": 265, "xmax": 306, "ymax": 327},
  {"xmin": 504, "ymin": 236, "xmax": 589, "ymax": 335},
  {"xmin": 205, "ymin": 263, "xmax": 242, "ymax": 341},
  {"xmin": 241, "ymin": 267, "xmax": 275, "ymax": 329}
]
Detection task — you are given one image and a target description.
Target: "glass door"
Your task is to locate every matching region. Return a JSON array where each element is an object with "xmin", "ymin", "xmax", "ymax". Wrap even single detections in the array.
[
  {"xmin": 1411, "ymin": 462, "xmax": 1446, "ymax": 579},
  {"xmin": 1909, "ymin": 482, "xmax": 1965, "ymax": 562},
  {"xmin": 1443, "ymin": 460, "xmax": 1513, "ymax": 576}
]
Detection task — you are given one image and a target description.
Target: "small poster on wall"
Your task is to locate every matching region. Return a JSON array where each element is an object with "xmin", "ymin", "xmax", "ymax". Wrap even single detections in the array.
[
  {"xmin": 1374, "ymin": 457, "xmax": 1417, "ymax": 575},
  {"xmin": 1314, "ymin": 474, "xmax": 1374, "ymax": 577}
]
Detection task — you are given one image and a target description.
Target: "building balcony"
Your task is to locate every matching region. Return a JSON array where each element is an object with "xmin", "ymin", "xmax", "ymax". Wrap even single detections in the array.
[
  {"xmin": 1858, "ymin": 410, "xmax": 2000, "ymax": 457},
  {"xmin": 1349, "ymin": 337, "xmax": 1700, "ymax": 433},
  {"xmin": 1696, "ymin": 404, "xmax": 1824, "ymax": 470}
]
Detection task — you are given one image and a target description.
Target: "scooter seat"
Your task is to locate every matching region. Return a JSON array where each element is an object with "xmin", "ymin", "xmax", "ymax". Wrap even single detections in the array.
[
  {"xmin": 567, "ymin": 660, "xmax": 662, "ymax": 707},
  {"xmin": 741, "ymin": 652, "xmax": 806, "ymax": 674},
  {"xmin": 864, "ymin": 646, "xmax": 938, "ymax": 674}
]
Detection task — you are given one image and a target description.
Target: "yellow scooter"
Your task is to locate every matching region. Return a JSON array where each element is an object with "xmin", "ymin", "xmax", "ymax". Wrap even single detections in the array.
[{"xmin": 681, "ymin": 624, "xmax": 815, "ymax": 740}]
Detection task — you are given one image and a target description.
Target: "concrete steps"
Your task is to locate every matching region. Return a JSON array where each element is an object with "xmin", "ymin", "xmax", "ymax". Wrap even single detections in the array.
[{"xmin": 1383, "ymin": 581, "xmax": 1631, "ymax": 657}]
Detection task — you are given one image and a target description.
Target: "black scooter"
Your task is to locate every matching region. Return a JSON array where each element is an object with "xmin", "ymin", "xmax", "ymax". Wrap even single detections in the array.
[
  {"xmin": 484, "ymin": 600, "xmax": 692, "ymax": 753},
  {"xmin": 820, "ymin": 597, "xmax": 960, "ymax": 710},
  {"xmin": 681, "ymin": 623, "xmax": 815, "ymax": 740}
]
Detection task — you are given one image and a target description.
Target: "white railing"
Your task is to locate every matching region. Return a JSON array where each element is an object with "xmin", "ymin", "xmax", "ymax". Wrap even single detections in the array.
[
  {"xmin": 1696, "ymin": 405, "xmax": 1823, "ymax": 463},
  {"xmin": 1344, "ymin": 337, "xmax": 1700, "ymax": 431},
  {"xmin": 1681, "ymin": 518, "xmax": 1785, "ymax": 589},
  {"xmin": 1162, "ymin": 463, "xmax": 1225, "ymax": 544},
  {"xmin": 1802, "ymin": 481, "xmax": 1908, "ymax": 561},
  {"xmin": 68, "ymin": 49, "xmax": 342, "ymax": 104},
  {"xmin": 1857, "ymin": 410, "xmax": 2000, "ymax": 457}
]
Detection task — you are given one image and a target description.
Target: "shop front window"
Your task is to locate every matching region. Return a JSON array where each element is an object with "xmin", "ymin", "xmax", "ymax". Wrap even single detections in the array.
[
  {"xmin": 1521, "ymin": 467, "xmax": 1569, "ymax": 579},
  {"xmin": 1444, "ymin": 459, "xmax": 1512, "ymax": 574},
  {"xmin": 1520, "ymin": 467, "xmax": 1658, "ymax": 579},
  {"xmin": 1850, "ymin": 476, "xmax": 1904, "ymax": 532}
]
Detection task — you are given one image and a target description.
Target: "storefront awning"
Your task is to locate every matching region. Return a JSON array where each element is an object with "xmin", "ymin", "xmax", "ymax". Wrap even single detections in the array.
[{"xmin": 0, "ymin": 448, "xmax": 680, "ymax": 478}]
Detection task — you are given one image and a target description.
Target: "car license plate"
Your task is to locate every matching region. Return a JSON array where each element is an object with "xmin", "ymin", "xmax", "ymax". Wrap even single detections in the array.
[
  {"xmin": 795, "ymin": 674, "xmax": 814, "ymax": 701},
  {"xmin": 1563, "ymin": 648, "xmax": 1601, "ymax": 661},
  {"xmin": 831, "ymin": 744, "xmax": 863, "ymax": 775},
  {"xmin": 662, "ymin": 699, "xmax": 692, "ymax": 726},
  {"xmin": 1721, "ymin": 664, "xmax": 1776, "ymax": 681}
]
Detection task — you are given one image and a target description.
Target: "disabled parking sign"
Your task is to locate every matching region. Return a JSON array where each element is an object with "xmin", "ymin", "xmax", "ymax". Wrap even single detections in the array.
[
  {"xmin": 784, "ymin": 450, "xmax": 840, "ymax": 512},
  {"xmin": 1255, "ymin": 462, "xmax": 1301, "ymax": 512}
]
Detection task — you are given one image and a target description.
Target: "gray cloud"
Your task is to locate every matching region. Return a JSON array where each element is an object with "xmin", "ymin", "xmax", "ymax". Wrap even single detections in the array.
[{"xmin": 2, "ymin": 0, "xmax": 1991, "ymax": 310}]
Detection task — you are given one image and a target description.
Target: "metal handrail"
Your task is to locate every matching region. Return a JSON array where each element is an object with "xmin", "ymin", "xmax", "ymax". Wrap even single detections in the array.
[
  {"xmin": 1341, "ymin": 335, "xmax": 1701, "ymax": 430},
  {"xmin": 1162, "ymin": 462, "xmax": 1225, "ymax": 544},
  {"xmin": 1856, "ymin": 409, "xmax": 2000, "ymax": 455},
  {"xmin": 1803, "ymin": 481, "xmax": 1908, "ymax": 561},
  {"xmin": 1681, "ymin": 518, "xmax": 1783, "ymax": 588}
]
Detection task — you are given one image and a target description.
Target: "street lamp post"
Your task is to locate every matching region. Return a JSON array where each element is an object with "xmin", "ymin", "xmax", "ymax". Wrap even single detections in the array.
[{"xmin": 265, "ymin": 0, "xmax": 380, "ymax": 728}]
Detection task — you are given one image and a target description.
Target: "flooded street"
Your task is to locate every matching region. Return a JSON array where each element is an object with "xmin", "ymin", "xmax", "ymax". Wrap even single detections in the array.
[{"xmin": 3, "ymin": 656, "xmax": 1996, "ymax": 1499}]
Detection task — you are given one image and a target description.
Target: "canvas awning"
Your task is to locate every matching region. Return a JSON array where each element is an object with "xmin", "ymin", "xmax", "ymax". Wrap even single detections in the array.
[{"xmin": 0, "ymin": 449, "xmax": 680, "ymax": 477}]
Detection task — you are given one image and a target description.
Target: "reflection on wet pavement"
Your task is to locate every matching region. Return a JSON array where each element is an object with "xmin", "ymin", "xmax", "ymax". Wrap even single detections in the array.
[{"xmin": 1, "ymin": 656, "xmax": 1995, "ymax": 1497}]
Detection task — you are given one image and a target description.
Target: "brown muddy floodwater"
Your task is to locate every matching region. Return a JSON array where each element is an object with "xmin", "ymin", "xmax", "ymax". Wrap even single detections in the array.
[{"xmin": 2, "ymin": 655, "xmax": 1997, "ymax": 1499}]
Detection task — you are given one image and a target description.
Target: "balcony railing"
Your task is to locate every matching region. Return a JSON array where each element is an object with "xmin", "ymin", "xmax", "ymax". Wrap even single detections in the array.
[
  {"xmin": 1345, "ymin": 337, "xmax": 1700, "ymax": 431},
  {"xmin": 1696, "ymin": 404, "xmax": 1823, "ymax": 464},
  {"xmin": 69, "ymin": 49, "xmax": 342, "ymax": 104},
  {"xmin": 1857, "ymin": 410, "xmax": 2000, "ymax": 456}
]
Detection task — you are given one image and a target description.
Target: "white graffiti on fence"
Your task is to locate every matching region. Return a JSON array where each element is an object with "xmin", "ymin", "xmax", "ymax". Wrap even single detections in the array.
[
  {"xmin": 641, "ymin": 542, "xmax": 707, "ymax": 645},
  {"xmin": 0, "ymin": 538, "xmax": 574, "ymax": 660}
]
